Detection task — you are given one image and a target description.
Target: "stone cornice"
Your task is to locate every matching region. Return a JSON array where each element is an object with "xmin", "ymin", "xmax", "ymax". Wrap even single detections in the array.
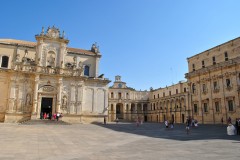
[{"xmin": 186, "ymin": 56, "xmax": 240, "ymax": 78}]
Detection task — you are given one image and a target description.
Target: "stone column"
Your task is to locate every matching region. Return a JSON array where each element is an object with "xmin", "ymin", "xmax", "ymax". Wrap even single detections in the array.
[
  {"xmin": 57, "ymin": 78, "xmax": 63, "ymax": 113},
  {"xmin": 104, "ymin": 89, "xmax": 108, "ymax": 115},
  {"xmin": 32, "ymin": 75, "xmax": 39, "ymax": 114}
]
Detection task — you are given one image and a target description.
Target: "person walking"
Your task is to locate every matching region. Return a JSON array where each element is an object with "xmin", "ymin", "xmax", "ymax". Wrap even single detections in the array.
[
  {"xmin": 186, "ymin": 118, "xmax": 191, "ymax": 134},
  {"xmin": 104, "ymin": 117, "xmax": 106, "ymax": 125},
  {"xmin": 221, "ymin": 117, "xmax": 224, "ymax": 126},
  {"xmin": 165, "ymin": 120, "xmax": 168, "ymax": 129},
  {"xmin": 56, "ymin": 112, "xmax": 60, "ymax": 121}
]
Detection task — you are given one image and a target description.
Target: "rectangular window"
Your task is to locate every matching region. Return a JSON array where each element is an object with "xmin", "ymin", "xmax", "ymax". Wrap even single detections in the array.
[
  {"xmin": 204, "ymin": 103, "xmax": 208, "ymax": 112},
  {"xmin": 202, "ymin": 60, "xmax": 205, "ymax": 68},
  {"xmin": 213, "ymin": 81, "xmax": 218, "ymax": 90},
  {"xmin": 194, "ymin": 104, "xmax": 198, "ymax": 113},
  {"xmin": 158, "ymin": 94, "xmax": 159, "ymax": 98},
  {"xmin": 118, "ymin": 92, "xmax": 121, "ymax": 99},
  {"xmin": 226, "ymin": 79, "xmax": 231, "ymax": 87},
  {"xmin": 228, "ymin": 100, "xmax": 234, "ymax": 111},
  {"xmin": 154, "ymin": 95, "xmax": 155, "ymax": 99},
  {"xmin": 202, "ymin": 84, "xmax": 206, "ymax": 92},
  {"xmin": 163, "ymin": 92, "xmax": 165, "ymax": 97},
  {"xmin": 215, "ymin": 101, "xmax": 220, "ymax": 112},
  {"xmin": 192, "ymin": 64, "xmax": 195, "ymax": 71},
  {"xmin": 212, "ymin": 56, "xmax": 216, "ymax": 65},
  {"xmin": 111, "ymin": 92, "xmax": 114, "ymax": 98},
  {"xmin": 176, "ymin": 89, "xmax": 178, "ymax": 94},
  {"xmin": 225, "ymin": 52, "xmax": 228, "ymax": 61},
  {"xmin": 184, "ymin": 88, "xmax": 186, "ymax": 92},
  {"xmin": 169, "ymin": 91, "xmax": 171, "ymax": 96}
]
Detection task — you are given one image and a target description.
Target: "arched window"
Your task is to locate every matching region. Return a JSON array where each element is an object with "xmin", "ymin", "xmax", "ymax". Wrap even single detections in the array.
[
  {"xmin": 84, "ymin": 65, "xmax": 90, "ymax": 76},
  {"xmin": 1, "ymin": 56, "xmax": 9, "ymax": 68}
]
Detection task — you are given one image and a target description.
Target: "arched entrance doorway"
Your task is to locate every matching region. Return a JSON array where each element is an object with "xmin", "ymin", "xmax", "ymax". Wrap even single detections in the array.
[{"xmin": 116, "ymin": 103, "xmax": 123, "ymax": 119}]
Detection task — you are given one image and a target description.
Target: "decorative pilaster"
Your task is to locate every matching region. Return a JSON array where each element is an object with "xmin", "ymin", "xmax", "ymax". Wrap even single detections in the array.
[
  {"xmin": 7, "ymin": 79, "xmax": 16, "ymax": 113},
  {"xmin": 57, "ymin": 78, "xmax": 63, "ymax": 113},
  {"xmin": 32, "ymin": 75, "xmax": 39, "ymax": 114}
]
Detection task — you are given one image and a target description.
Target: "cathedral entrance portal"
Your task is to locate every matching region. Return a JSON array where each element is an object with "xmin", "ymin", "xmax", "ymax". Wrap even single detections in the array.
[{"xmin": 41, "ymin": 97, "xmax": 53, "ymax": 115}]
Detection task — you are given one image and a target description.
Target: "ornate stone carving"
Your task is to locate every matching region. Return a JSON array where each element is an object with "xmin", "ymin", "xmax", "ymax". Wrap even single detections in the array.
[{"xmin": 46, "ymin": 26, "xmax": 60, "ymax": 39}]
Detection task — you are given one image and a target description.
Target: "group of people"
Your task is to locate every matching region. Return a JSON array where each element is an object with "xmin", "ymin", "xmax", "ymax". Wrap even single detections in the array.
[
  {"xmin": 227, "ymin": 117, "xmax": 240, "ymax": 135},
  {"xmin": 40, "ymin": 112, "xmax": 63, "ymax": 121},
  {"xmin": 164, "ymin": 117, "xmax": 198, "ymax": 134},
  {"xmin": 164, "ymin": 120, "xmax": 174, "ymax": 129},
  {"xmin": 135, "ymin": 116, "xmax": 143, "ymax": 127}
]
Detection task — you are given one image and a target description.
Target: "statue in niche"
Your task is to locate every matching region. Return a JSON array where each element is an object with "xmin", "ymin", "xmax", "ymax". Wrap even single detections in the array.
[
  {"xmin": 26, "ymin": 94, "xmax": 31, "ymax": 105},
  {"xmin": 62, "ymin": 95, "xmax": 68, "ymax": 108},
  {"xmin": 48, "ymin": 54, "xmax": 55, "ymax": 67}
]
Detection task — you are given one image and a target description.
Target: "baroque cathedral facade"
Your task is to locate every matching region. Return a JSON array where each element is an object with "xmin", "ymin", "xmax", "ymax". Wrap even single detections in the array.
[
  {"xmin": 0, "ymin": 27, "xmax": 239, "ymax": 124},
  {"xmin": 0, "ymin": 26, "xmax": 110, "ymax": 123}
]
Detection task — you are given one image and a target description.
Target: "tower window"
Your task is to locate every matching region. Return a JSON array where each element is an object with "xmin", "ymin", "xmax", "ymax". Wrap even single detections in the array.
[
  {"xmin": 192, "ymin": 64, "xmax": 195, "ymax": 71},
  {"xmin": 202, "ymin": 60, "xmax": 205, "ymax": 68},
  {"xmin": 212, "ymin": 56, "xmax": 216, "ymax": 65},
  {"xmin": 224, "ymin": 52, "xmax": 228, "ymax": 61}
]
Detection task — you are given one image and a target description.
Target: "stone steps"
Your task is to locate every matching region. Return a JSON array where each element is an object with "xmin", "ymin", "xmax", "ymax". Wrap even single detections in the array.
[{"xmin": 19, "ymin": 119, "xmax": 71, "ymax": 125}]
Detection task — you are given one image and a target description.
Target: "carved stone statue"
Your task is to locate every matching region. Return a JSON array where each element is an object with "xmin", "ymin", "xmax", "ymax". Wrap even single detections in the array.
[
  {"xmin": 15, "ymin": 54, "xmax": 20, "ymax": 62},
  {"xmin": 62, "ymin": 95, "xmax": 68, "ymax": 108},
  {"xmin": 26, "ymin": 94, "xmax": 31, "ymax": 105},
  {"xmin": 48, "ymin": 54, "xmax": 55, "ymax": 67}
]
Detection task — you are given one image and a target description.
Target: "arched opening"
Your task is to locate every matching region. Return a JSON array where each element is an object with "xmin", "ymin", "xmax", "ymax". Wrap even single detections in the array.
[
  {"xmin": 1, "ymin": 56, "xmax": 9, "ymax": 68},
  {"xmin": 116, "ymin": 103, "xmax": 123, "ymax": 119},
  {"xmin": 84, "ymin": 65, "xmax": 90, "ymax": 76}
]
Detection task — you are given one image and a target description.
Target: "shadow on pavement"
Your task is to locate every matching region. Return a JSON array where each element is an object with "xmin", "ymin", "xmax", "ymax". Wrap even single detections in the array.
[{"xmin": 92, "ymin": 122, "xmax": 240, "ymax": 141}]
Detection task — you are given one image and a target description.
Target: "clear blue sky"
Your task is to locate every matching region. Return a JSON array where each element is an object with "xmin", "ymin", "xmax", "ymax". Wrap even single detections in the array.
[{"xmin": 1, "ymin": 0, "xmax": 240, "ymax": 90}]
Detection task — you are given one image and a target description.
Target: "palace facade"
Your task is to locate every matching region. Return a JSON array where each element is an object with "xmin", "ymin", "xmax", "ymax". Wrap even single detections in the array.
[
  {"xmin": 109, "ymin": 37, "xmax": 240, "ymax": 124},
  {"xmin": 0, "ymin": 26, "xmax": 110, "ymax": 123}
]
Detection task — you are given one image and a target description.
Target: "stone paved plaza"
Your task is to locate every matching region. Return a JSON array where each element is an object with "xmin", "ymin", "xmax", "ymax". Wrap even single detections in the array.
[{"xmin": 0, "ymin": 121, "xmax": 239, "ymax": 160}]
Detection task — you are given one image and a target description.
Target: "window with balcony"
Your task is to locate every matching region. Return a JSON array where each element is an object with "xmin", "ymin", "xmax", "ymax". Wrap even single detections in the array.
[
  {"xmin": 228, "ymin": 100, "xmax": 234, "ymax": 111},
  {"xmin": 226, "ymin": 79, "xmax": 231, "ymax": 88},
  {"xmin": 194, "ymin": 104, "xmax": 198, "ymax": 113},
  {"xmin": 215, "ymin": 101, "xmax": 220, "ymax": 112},
  {"xmin": 202, "ymin": 84, "xmax": 207, "ymax": 93},
  {"xmin": 118, "ymin": 92, "xmax": 122, "ymax": 99},
  {"xmin": 204, "ymin": 103, "xmax": 208, "ymax": 112}
]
